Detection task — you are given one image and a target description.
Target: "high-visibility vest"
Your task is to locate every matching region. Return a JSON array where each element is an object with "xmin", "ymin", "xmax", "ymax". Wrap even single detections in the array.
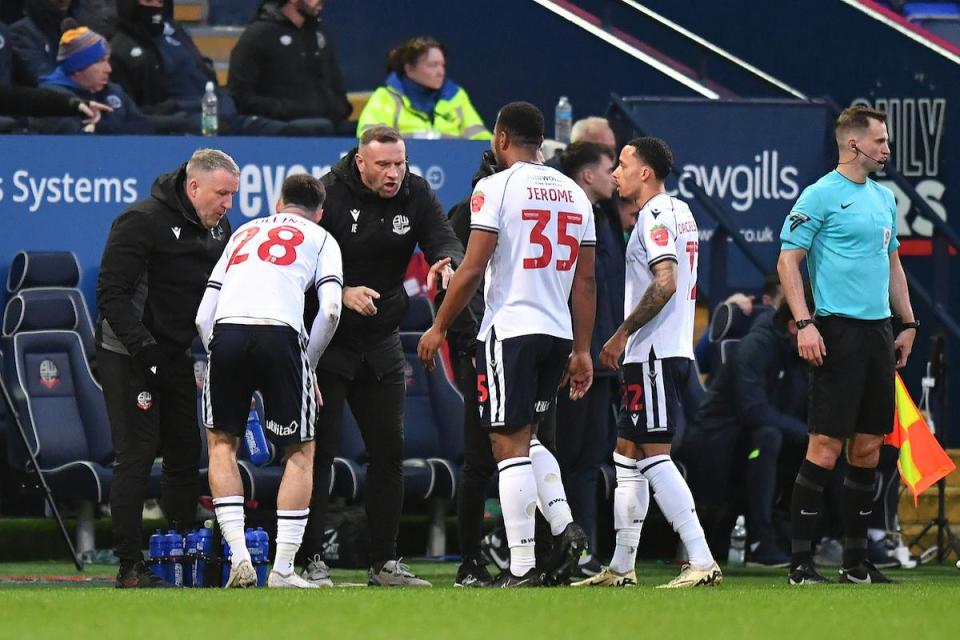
[{"xmin": 357, "ymin": 82, "xmax": 491, "ymax": 141}]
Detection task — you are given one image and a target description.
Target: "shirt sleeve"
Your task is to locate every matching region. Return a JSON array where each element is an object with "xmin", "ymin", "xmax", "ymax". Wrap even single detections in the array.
[
  {"xmin": 468, "ymin": 175, "xmax": 502, "ymax": 234},
  {"xmin": 886, "ymin": 188, "xmax": 900, "ymax": 254},
  {"xmin": 640, "ymin": 207, "xmax": 678, "ymax": 267},
  {"xmin": 780, "ymin": 185, "xmax": 824, "ymax": 251},
  {"xmin": 580, "ymin": 202, "xmax": 597, "ymax": 247}
]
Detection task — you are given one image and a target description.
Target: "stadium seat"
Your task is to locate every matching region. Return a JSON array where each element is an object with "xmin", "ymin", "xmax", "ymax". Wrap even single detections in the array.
[
  {"xmin": 719, "ymin": 339, "xmax": 740, "ymax": 365},
  {"xmin": 400, "ymin": 295, "xmax": 435, "ymax": 332},
  {"xmin": 3, "ymin": 290, "xmax": 96, "ymax": 364},
  {"xmin": 2, "ymin": 330, "xmax": 117, "ymax": 556},
  {"xmin": 6, "ymin": 251, "xmax": 81, "ymax": 292}
]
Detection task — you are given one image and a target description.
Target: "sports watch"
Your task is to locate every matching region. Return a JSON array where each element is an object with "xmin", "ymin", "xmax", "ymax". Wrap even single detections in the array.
[{"xmin": 796, "ymin": 319, "xmax": 814, "ymax": 330}]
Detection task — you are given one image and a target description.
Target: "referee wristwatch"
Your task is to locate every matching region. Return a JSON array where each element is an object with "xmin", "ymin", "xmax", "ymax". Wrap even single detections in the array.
[
  {"xmin": 796, "ymin": 319, "xmax": 815, "ymax": 330},
  {"xmin": 901, "ymin": 319, "xmax": 920, "ymax": 331}
]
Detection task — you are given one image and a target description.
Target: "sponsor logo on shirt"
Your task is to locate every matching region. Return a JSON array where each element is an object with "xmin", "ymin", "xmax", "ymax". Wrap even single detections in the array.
[
  {"xmin": 471, "ymin": 192, "xmax": 485, "ymax": 214},
  {"xmin": 649, "ymin": 223, "xmax": 669, "ymax": 247}
]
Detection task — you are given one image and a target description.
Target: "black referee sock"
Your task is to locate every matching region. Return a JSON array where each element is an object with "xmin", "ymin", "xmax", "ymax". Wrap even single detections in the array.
[
  {"xmin": 790, "ymin": 459, "xmax": 833, "ymax": 568},
  {"xmin": 841, "ymin": 464, "xmax": 876, "ymax": 569}
]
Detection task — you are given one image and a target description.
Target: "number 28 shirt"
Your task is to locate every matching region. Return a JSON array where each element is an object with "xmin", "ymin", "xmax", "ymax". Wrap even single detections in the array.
[
  {"xmin": 623, "ymin": 193, "xmax": 699, "ymax": 364},
  {"xmin": 207, "ymin": 213, "xmax": 343, "ymax": 334},
  {"xmin": 469, "ymin": 161, "xmax": 596, "ymax": 342}
]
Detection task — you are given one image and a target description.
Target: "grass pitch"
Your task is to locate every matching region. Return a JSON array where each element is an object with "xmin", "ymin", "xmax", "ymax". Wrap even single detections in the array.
[{"xmin": 1, "ymin": 561, "xmax": 958, "ymax": 639}]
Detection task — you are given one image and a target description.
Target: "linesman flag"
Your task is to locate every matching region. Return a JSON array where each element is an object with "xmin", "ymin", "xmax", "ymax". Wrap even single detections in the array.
[{"xmin": 884, "ymin": 374, "xmax": 956, "ymax": 505}]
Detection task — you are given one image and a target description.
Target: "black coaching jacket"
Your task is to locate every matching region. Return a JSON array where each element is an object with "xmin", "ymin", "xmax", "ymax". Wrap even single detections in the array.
[
  {"xmin": 96, "ymin": 164, "xmax": 231, "ymax": 360},
  {"xmin": 316, "ymin": 149, "xmax": 463, "ymax": 376}
]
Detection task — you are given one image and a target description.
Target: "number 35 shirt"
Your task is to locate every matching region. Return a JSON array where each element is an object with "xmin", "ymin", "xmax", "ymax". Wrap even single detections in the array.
[
  {"xmin": 469, "ymin": 161, "xmax": 595, "ymax": 342},
  {"xmin": 623, "ymin": 192, "xmax": 699, "ymax": 365}
]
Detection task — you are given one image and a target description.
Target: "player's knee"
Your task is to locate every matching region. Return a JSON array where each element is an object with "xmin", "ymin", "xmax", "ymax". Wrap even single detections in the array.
[
  {"xmin": 805, "ymin": 435, "xmax": 841, "ymax": 469},
  {"xmin": 847, "ymin": 437, "xmax": 882, "ymax": 468},
  {"xmin": 284, "ymin": 442, "xmax": 314, "ymax": 473},
  {"xmin": 614, "ymin": 437, "xmax": 638, "ymax": 459}
]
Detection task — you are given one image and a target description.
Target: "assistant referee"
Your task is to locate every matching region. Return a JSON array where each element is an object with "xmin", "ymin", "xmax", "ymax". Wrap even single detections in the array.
[{"xmin": 777, "ymin": 106, "xmax": 917, "ymax": 586}]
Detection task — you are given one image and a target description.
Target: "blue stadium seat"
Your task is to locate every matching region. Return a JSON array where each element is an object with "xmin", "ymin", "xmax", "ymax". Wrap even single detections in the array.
[
  {"xmin": 0, "ymin": 330, "xmax": 140, "ymax": 555},
  {"xmin": 400, "ymin": 332, "xmax": 463, "ymax": 501},
  {"xmin": 720, "ymin": 339, "xmax": 740, "ymax": 365},
  {"xmin": 3, "ymin": 290, "xmax": 96, "ymax": 359},
  {"xmin": 400, "ymin": 295, "xmax": 435, "ymax": 332},
  {"xmin": 6, "ymin": 251, "xmax": 81, "ymax": 292}
]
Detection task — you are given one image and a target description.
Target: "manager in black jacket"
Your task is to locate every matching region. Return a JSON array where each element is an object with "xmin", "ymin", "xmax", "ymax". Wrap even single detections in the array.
[
  {"xmin": 96, "ymin": 149, "xmax": 237, "ymax": 588},
  {"xmin": 300, "ymin": 126, "xmax": 463, "ymax": 587}
]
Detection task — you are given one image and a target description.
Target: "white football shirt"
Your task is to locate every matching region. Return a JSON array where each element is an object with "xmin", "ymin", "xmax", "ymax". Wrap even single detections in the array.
[
  {"xmin": 207, "ymin": 212, "xmax": 343, "ymax": 333},
  {"xmin": 623, "ymin": 192, "xmax": 699, "ymax": 363},
  {"xmin": 470, "ymin": 161, "xmax": 596, "ymax": 341}
]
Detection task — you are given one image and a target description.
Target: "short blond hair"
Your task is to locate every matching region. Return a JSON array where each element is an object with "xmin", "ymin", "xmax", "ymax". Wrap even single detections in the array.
[
  {"xmin": 186, "ymin": 148, "xmax": 240, "ymax": 178},
  {"xmin": 835, "ymin": 106, "xmax": 886, "ymax": 140}
]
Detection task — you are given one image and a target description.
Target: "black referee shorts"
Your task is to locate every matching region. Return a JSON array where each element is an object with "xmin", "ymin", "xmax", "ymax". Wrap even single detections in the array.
[
  {"xmin": 808, "ymin": 315, "xmax": 895, "ymax": 440},
  {"xmin": 202, "ymin": 323, "xmax": 318, "ymax": 447}
]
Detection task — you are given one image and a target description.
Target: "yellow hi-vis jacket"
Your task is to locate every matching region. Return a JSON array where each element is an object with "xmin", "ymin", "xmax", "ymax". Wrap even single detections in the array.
[{"xmin": 357, "ymin": 74, "xmax": 491, "ymax": 140}]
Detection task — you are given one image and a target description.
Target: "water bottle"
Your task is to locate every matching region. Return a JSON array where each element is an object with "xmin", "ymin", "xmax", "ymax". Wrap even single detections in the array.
[
  {"xmin": 254, "ymin": 527, "xmax": 270, "ymax": 586},
  {"xmin": 245, "ymin": 529, "xmax": 262, "ymax": 587},
  {"xmin": 166, "ymin": 530, "xmax": 184, "ymax": 586},
  {"xmin": 554, "ymin": 96, "xmax": 572, "ymax": 144},
  {"xmin": 183, "ymin": 531, "xmax": 197, "ymax": 587},
  {"xmin": 221, "ymin": 540, "xmax": 232, "ymax": 587},
  {"xmin": 194, "ymin": 527, "xmax": 213, "ymax": 587},
  {"xmin": 148, "ymin": 530, "xmax": 164, "ymax": 579},
  {"xmin": 727, "ymin": 515, "xmax": 747, "ymax": 566},
  {"xmin": 243, "ymin": 402, "xmax": 270, "ymax": 466},
  {"xmin": 201, "ymin": 81, "xmax": 218, "ymax": 136}
]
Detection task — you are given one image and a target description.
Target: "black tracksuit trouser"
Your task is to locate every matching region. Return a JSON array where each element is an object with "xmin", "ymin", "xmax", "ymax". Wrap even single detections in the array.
[{"xmin": 99, "ymin": 346, "xmax": 200, "ymax": 563}]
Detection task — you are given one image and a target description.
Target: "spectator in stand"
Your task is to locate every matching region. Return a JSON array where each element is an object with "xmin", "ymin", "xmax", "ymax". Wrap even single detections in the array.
[
  {"xmin": 228, "ymin": 0, "xmax": 353, "ymax": 136},
  {"xmin": 357, "ymin": 36, "xmax": 490, "ymax": 140},
  {"xmin": 10, "ymin": 0, "xmax": 70, "ymax": 85},
  {"xmin": 72, "ymin": 0, "xmax": 118, "ymax": 38},
  {"xmin": 37, "ymin": 19, "xmax": 152, "ymax": 133},
  {"xmin": 1, "ymin": 20, "xmax": 13, "ymax": 87},
  {"xmin": 110, "ymin": 0, "xmax": 301, "ymax": 135}
]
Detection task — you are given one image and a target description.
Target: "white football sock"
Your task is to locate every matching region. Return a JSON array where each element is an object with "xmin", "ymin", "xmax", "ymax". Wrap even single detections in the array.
[
  {"xmin": 609, "ymin": 452, "xmax": 648, "ymax": 574},
  {"xmin": 213, "ymin": 496, "xmax": 250, "ymax": 565},
  {"xmin": 641, "ymin": 454, "xmax": 714, "ymax": 568},
  {"xmin": 273, "ymin": 508, "xmax": 309, "ymax": 576},
  {"xmin": 498, "ymin": 457, "xmax": 537, "ymax": 577},
  {"xmin": 529, "ymin": 439, "xmax": 573, "ymax": 536}
]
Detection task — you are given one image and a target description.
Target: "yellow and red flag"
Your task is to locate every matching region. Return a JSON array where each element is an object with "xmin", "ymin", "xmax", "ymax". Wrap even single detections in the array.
[{"xmin": 884, "ymin": 374, "xmax": 956, "ymax": 505}]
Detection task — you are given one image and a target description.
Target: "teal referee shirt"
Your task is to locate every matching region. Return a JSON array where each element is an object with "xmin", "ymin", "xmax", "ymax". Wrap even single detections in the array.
[{"xmin": 779, "ymin": 170, "xmax": 899, "ymax": 320}]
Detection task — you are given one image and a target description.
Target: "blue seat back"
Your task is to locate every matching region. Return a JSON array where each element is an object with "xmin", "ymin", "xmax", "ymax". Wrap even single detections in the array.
[
  {"xmin": 400, "ymin": 295, "xmax": 435, "ymax": 332},
  {"xmin": 399, "ymin": 333, "xmax": 463, "ymax": 461},
  {"xmin": 4, "ymin": 331, "xmax": 112, "ymax": 470},
  {"xmin": 3, "ymin": 289, "xmax": 97, "ymax": 360},
  {"xmin": 7, "ymin": 251, "xmax": 81, "ymax": 292}
]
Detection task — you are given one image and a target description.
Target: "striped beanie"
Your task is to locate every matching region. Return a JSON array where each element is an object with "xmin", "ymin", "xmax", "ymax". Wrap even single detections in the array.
[{"xmin": 57, "ymin": 19, "xmax": 109, "ymax": 74}]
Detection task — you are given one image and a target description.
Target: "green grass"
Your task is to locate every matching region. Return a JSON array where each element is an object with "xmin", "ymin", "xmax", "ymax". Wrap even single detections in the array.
[{"xmin": 1, "ymin": 562, "xmax": 959, "ymax": 639}]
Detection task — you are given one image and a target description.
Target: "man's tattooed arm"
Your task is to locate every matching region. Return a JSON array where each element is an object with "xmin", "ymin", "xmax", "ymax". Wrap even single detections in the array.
[{"xmin": 620, "ymin": 259, "xmax": 678, "ymax": 335}]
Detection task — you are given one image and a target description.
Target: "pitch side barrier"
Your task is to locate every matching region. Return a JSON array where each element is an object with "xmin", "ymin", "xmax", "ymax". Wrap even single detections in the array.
[{"xmin": 0, "ymin": 136, "xmax": 490, "ymax": 313}]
